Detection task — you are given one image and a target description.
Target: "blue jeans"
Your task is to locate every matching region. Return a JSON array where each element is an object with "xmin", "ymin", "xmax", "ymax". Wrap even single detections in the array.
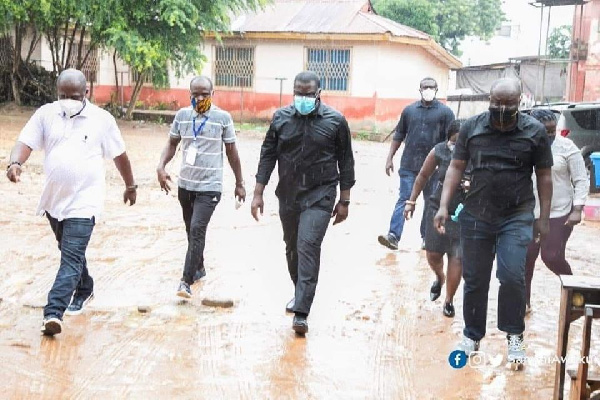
[
  {"xmin": 459, "ymin": 211, "xmax": 534, "ymax": 341},
  {"xmin": 44, "ymin": 213, "xmax": 95, "ymax": 319},
  {"xmin": 388, "ymin": 168, "xmax": 432, "ymax": 241}
]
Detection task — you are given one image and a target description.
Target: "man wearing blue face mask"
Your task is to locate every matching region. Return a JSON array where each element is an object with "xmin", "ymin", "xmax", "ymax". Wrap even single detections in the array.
[
  {"xmin": 6, "ymin": 68, "xmax": 137, "ymax": 336},
  {"xmin": 251, "ymin": 71, "xmax": 355, "ymax": 335},
  {"xmin": 379, "ymin": 77, "xmax": 455, "ymax": 251}
]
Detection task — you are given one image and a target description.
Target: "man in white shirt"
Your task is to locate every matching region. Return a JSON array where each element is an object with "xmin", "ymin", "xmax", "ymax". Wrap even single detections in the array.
[{"xmin": 6, "ymin": 68, "xmax": 137, "ymax": 336}]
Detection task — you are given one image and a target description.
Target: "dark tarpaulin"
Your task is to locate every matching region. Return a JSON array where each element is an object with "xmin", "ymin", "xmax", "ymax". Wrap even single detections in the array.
[{"xmin": 456, "ymin": 65, "xmax": 520, "ymax": 95}]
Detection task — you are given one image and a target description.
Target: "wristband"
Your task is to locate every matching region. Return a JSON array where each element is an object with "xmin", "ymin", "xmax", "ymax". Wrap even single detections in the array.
[
  {"xmin": 126, "ymin": 184, "xmax": 138, "ymax": 191},
  {"xmin": 6, "ymin": 161, "xmax": 21, "ymax": 171},
  {"xmin": 339, "ymin": 199, "xmax": 350, "ymax": 206},
  {"xmin": 405, "ymin": 200, "xmax": 416, "ymax": 205}
]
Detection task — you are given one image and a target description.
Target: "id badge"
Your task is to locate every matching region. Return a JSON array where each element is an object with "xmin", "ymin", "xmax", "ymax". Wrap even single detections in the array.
[{"xmin": 185, "ymin": 146, "xmax": 197, "ymax": 165}]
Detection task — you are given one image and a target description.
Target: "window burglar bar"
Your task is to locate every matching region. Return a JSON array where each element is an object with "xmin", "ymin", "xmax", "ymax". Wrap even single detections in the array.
[
  {"xmin": 306, "ymin": 48, "xmax": 350, "ymax": 92},
  {"xmin": 67, "ymin": 42, "xmax": 98, "ymax": 83},
  {"xmin": 215, "ymin": 47, "xmax": 254, "ymax": 88}
]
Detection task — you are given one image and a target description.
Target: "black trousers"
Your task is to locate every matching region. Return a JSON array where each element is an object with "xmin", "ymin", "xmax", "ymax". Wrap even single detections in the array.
[
  {"xmin": 279, "ymin": 195, "xmax": 334, "ymax": 315},
  {"xmin": 178, "ymin": 187, "xmax": 221, "ymax": 285}
]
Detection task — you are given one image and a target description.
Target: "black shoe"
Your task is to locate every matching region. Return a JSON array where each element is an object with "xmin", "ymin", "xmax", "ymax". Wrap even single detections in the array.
[
  {"xmin": 292, "ymin": 315, "xmax": 308, "ymax": 335},
  {"xmin": 65, "ymin": 292, "xmax": 94, "ymax": 316},
  {"xmin": 443, "ymin": 302, "xmax": 455, "ymax": 318},
  {"xmin": 285, "ymin": 297, "xmax": 295, "ymax": 313},
  {"xmin": 193, "ymin": 268, "xmax": 206, "ymax": 283},
  {"xmin": 430, "ymin": 280, "xmax": 442, "ymax": 301},
  {"xmin": 378, "ymin": 234, "xmax": 398, "ymax": 250},
  {"xmin": 40, "ymin": 316, "xmax": 62, "ymax": 336},
  {"xmin": 176, "ymin": 281, "xmax": 192, "ymax": 298}
]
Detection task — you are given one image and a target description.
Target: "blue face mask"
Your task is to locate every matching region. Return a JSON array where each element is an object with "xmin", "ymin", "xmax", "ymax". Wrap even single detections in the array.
[{"xmin": 294, "ymin": 95, "xmax": 317, "ymax": 115}]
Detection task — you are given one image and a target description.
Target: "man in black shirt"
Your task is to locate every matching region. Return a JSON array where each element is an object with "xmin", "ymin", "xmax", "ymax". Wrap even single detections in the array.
[
  {"xmin": 378, "ymin": 77, "xmax": 455, "ymax": 251},
  {"xmin": 434, "ymin": 78, "xmax": 553, "ymax": 365},
  {"xmin": 251, "ymin": 71, "xmax": 356, "ymax": 335}
]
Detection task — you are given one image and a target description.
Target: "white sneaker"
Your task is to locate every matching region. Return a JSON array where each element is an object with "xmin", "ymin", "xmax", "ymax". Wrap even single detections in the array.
[
  {"xmin": 456, "ymin": 335, "xmax": 480, "ymax": 357},
  {"xmin": 507, "ymin": 334, "xmax": 526, "ymax": 364}
]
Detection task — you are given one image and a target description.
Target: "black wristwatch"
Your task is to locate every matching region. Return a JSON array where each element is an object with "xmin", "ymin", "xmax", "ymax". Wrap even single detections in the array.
[{"xmin": 339, "ymin": 199, "xmax": 350, "ymax": 206}]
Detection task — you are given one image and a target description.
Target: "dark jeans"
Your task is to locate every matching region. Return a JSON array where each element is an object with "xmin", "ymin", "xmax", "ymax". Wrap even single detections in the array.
[
  {"xmin": 279, "ymin": 195, "xmax": 334, "ymax": 316},
  {"xmin": 389, "ymin": 168, "xmax": 433, "ymax": 241},
  {"xmin": 178, "ymin": 187, "xmax": 221, "ymax": 285},
  {"xmin": 44, "ymin": 213, "xmax": 95, "ymax": 319},
  {"xmin": 525, "ymin": 214, "xmax": 573, "ymax": 305},
  {"xmin": 460, "ymin": 211, "xmax": 534, "ymax": 341}
]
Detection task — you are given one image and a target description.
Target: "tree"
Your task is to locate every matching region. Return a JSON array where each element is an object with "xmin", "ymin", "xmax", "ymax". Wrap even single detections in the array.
[
  {"xmin": 548, "ymin": 25, "xmax": 571, "ymax": 59},
  {"xmin": 108, "ymin": 0, "xmax": 268, "ymax": 119},
  {"xmin": 373, "ymin": 0, "xmax": 504, "ymax": 56},
  {"xmin": 0, "ymin": 0, "xmax": 46, "ymax": 105}
]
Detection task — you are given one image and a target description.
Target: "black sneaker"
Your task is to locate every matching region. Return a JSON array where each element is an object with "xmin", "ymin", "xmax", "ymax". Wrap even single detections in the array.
[
  {"xmin": 176, "ymin": 281, "xmax": 192, "ymax": 298},
  {"xmin": 377, "ymin": 234, "xmax": 398, "ymax": 250},
  {"xmin": 65, "ymin": 292, "xmax": 94, "ymax": 316},
  {"xmin": 443, "ymin": 302, "xmax": 455, "ymax": 318},
  {"xmin": 41, "ymin": 316, "xmax": 62, "ymax": 336},
  {"xmin": 193, "ymin": 268, "xmax": 206, "ymax": 283},
  {"xmin": 293, "ymin": 315, "xmax": 308, "ymax": 335},
  {"xmin": 430, "ymin": 280, "xmax": 442, "ymax": 301}
]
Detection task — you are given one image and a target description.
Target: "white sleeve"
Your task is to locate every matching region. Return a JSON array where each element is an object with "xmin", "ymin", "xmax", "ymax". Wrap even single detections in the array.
[
  {"xmin": 17, "ymin": 108, "xmax": 45, "ymax": 151},
  {"xmin": 566, "ymin": 142, "xmax": 589, "ymax": 207},
  {"xmin": 222, "ymin": 112, "xmax": 236, "ymax": 144},
  {"xmin": 102, "ymin": 115, "xmax": 126, "ymax": 159}
]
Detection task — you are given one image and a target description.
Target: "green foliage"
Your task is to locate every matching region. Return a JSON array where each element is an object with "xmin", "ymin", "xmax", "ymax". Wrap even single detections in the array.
[
  {"xmin": 373, "ymin": 0, "xmax": 504, "ymax": 56},
  {"xmin": 548, "ymin": 25, "xmax": 571, "ymax": 59}
]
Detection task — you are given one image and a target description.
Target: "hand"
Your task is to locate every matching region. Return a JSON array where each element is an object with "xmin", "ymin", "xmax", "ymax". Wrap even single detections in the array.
[
  {"xmin": 385, "ymin": 158, "xmax": 394, "ymax": 176},
  {"xmin": 123, "ymin": 187, "xmax": 137, "ymax": 206},
  {"xmin": 331, "ymin": 202, "xmax": 349, "ymax": 225},
  {"xmin": 433, "ymin": 207, "xmax": 448, "ymax": 234},
  {"xmin": 534, "ymin": 218, "xmax": 550, "ymax": 242},
  {"xmin": 157, "ymin": 168, "xmax": 172, "ymax": 194},
  {"xmin": 565, "ymin": 210, "xmax": 582, "ymax": 227},
  {"xmin": 6, "ymin": 164, "xmax": 22, "ymax": 183},
  {"xmin": 235, "ymin": 183, "xmax": 246, "ymax": 203},
  {"xmin": 404, "ymin": 203, "xmax": 415, "ymax": 220},
  {"xmin": 251, "ymin": 194, "xmax": 264, "ymax": 221}
]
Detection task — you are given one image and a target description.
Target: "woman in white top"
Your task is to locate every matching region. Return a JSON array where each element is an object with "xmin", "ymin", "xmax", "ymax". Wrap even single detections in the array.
[{"xmin": 525, "ymin": 109, "xmax": 589, "ymax": 313}]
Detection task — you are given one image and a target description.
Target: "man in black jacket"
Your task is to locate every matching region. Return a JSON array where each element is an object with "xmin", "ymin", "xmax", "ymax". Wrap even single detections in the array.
[{"xmin": 251, "ymin": 71, "xmax": 356, "ymax": 335}]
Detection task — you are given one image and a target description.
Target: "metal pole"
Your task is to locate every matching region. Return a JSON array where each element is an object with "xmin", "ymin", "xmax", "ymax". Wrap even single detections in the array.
[
  {"xmin": 535, "ymin": 5, "xmax": 544, "ymax": 103},
  {"xmin": 541, "ymin": 6, "xmax": 552, "ymax": 103},
  {"xmin": 275, "ymin": 77, "xmax": 287, "ymax": 108},
  {"xmin": 577, "ymin": 3, "xmax": 584, "ymax": 101},
  {"xmin": 239, "ymin": 77, "xmax": 244, "ymax": 126}
]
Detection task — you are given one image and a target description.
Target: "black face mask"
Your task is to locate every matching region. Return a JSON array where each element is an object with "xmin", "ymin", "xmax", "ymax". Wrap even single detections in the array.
[
  {"xmin": 548, "ymin": 135, "xmax": 556, "ymax": 145},
  {"xmin": 489, "ymin": 107, "xmax": 518, "ymax": 131}
]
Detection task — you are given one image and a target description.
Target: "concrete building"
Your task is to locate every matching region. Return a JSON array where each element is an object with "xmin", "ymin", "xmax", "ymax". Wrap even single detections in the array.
[{"xmin": 568, "ymin": 0, "xmax": 600, "ymax": 101}]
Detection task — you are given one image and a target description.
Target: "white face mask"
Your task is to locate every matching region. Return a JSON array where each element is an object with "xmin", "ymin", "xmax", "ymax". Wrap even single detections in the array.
[
  {"xmin": 58, "ymin": 99, "xmax": 84, "ymax": 118},
  {"xmin": 421, "ymin": 88, "xmax": 436, "ymax": 102}
]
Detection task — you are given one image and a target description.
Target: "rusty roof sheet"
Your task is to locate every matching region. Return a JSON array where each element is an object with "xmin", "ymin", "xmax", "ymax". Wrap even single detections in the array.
[{"xmin": 230, "ymin": 0, "xmax": 430, "ymax": 39}]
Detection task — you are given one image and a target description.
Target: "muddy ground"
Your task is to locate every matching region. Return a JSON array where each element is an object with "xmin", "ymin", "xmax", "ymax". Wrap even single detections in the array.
[{"xmin": 1, "ymin": 107, "xmax": 599, "ymax": 399}]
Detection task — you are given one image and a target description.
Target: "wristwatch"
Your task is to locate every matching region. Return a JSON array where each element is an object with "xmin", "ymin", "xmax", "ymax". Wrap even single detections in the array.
[
  {"xmin": 126, "ymin": 184, "xmax": 138, "ymax": 191},
  {"xmin": 339, "ymin": 199, "xmax": 350, "ymax": 206}
]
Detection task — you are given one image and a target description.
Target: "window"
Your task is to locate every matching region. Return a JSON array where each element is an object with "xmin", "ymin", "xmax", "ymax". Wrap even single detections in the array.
[
  {"xmin": 306, "ymin": 48, "xmax": 351, "ymax": 92},
  {"xmin": 497, "ymin": 25, "xmax": 512, "ymax": 38},
  {"xmin": 67, "ymin": 42, "xmax": 98, "ymax": 83},
  {"xmin": 571, "ymin": 109, "xmax": 600, "ymax": 131},
  {"xmin": 130, "ymin": 69, "xmax": 153, "ymax": 86},
  {"xmin": 214, "ymin": 46, "xmax": 254, "ymax": 88}
]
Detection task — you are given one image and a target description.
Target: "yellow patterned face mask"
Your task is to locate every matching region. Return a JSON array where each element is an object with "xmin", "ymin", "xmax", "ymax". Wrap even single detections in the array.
[{"xmin": 192, "ymin": 96, "xmax": 212, "ymax": 114}]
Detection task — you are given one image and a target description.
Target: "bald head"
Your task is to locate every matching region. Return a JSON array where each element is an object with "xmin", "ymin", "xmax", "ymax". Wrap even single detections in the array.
[
  {"xmin": 190, "ymin": 76, "xmax": 213, "ymax": 91},
  {"xmin": 490, "ymin": 78, "xmax": 521, "ymax": 98},
  {"xmin": 57, "ymin": 68, "xmax": 87, "ymax": 102}
]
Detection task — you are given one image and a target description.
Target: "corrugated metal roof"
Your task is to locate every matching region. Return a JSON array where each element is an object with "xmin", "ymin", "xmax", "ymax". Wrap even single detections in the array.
[{"xmin": 230, "ymin": 0, "xmax": 429, "ymax": 39}]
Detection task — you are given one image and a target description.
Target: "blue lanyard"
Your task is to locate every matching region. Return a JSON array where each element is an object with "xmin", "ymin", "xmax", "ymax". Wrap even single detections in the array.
[{"xmin": 192, "ymin": 116, "xmax": 209, "ymax": 140}]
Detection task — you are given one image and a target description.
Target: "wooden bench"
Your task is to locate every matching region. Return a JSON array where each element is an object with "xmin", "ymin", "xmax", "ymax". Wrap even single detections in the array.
[
  {"xmin": 567, "ymin": 305, "xmax": 600, "ymax": 400},
  {"xmin": 554, "ymin": 276, "xmax": 600, "ymax": 400}
]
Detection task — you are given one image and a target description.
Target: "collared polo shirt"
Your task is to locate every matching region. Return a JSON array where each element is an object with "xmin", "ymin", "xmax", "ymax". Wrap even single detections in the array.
[
  {"xmin": 392, "ymin": 99, "xmax": 455, "ymax": 172},
  {"xmin": 453, "ymin": 111, "xmax": 554, "ymax": 223},
  {"xmin": 169, "ymin": 105, "xmax": 236, "ymax": 193},
  {"xmin": 18, "ymin": 101, "xmax": 126, "ymax": 221}
]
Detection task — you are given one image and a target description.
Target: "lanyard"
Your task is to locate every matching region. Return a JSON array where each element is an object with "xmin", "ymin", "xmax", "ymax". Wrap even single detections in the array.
[{"xmin": 192, "ymin": 116, "xmax": 209, "ymax": 140}]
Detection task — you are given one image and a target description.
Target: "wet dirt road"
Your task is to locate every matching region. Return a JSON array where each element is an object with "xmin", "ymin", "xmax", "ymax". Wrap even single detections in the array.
[{"xmin": 1, "ymin": 108, "xmax": 599, "ymax": 399}]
